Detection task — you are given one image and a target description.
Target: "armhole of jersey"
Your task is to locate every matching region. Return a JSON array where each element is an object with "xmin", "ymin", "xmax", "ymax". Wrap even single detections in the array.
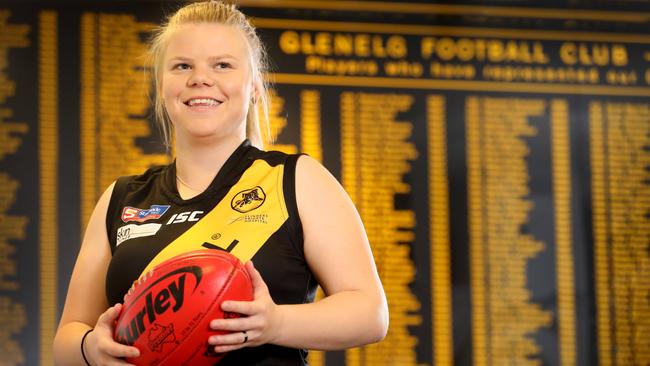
[
  {"xmin": 283, "ymin": 153, "xmax": 305, "ymax": 258},
  {"xmin": 105, "ymin": 176, "xmax": 130, "ymax": 253}
]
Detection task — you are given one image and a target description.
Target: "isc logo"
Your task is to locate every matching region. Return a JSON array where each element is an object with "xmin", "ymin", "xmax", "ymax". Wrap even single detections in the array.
[{"xmin": 166, "ymin": 211, "xmax": 203, "ymax": 225}]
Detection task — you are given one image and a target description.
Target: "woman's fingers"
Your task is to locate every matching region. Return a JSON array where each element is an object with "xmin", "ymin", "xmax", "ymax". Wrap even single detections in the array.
[
  {"xmin": 210, "ymin": 315, "xmax": 250, "ymax": 331},
  {"xmin": 221, "ymin": 299, "xmax": 258, "ymax": 315},
  {"xmin": 209, "ymin": 329, "xmax": 257, "ymax": 352},
  {"xmin": 210, "ymin": 329, "xmax": 251, "ymax": 345},
  {"xmin": 97, "ymin": 303, "xmax": 122, "ymax": 327},
  {"xmin": 98, "ymin": 337, "xmax": 141, "ymax": 359},
  {"xmin": 245, "ymin": 261, "xmax": 269, "ymax": 294},
  {"xmin": 207, "ymin": 261, "xmax": 281, "ymax": 349},
  {"xmin": 90, "ymin": 304, "xmax": 141, "ymax": 364},
  {"xmin": 213, "ymin": 343, "xmax": 246, "ymax": 353},
  {"xmin": 100, "ymin": 357, "xmax": 138, "ymax": 366}
]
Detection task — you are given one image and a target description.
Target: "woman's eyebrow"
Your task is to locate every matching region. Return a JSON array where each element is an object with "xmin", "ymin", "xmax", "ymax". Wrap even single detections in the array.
[
  {"xmin": 167, "ymin": 56, "xmax": 193, "ymax": 63},
  {"xmin": 207, "ymin": 54, "xmax": 238, "ymax": 61}
]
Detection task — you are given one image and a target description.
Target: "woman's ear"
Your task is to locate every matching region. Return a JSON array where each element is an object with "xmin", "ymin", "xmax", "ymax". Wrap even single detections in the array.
[{"xmin": 250, "ymin": 80, "xmax": 262, "ymax": 105}]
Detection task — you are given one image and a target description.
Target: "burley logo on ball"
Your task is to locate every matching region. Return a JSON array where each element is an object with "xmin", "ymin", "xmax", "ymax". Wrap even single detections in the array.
[{"xmin": 115, "ymin": 266, "xmax": 202, "ymax": 346}]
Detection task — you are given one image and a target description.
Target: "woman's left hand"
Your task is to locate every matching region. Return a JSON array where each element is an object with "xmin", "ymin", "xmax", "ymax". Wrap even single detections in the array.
[{"xmin": 208, "ymin": 261, "xmax": 284, "ymax": 352}]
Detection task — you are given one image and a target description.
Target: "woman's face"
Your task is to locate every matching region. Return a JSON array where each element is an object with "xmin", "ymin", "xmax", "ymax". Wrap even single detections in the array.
[{"xmin": 161, "ymin": 23, "xmax": 254, "ymax": 143}]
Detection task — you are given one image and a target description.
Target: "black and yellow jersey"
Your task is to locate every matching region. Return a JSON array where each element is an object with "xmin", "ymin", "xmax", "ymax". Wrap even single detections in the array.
[{"xmin": 105, "ymin": 140, "xmax": 317, "ymax": 365}]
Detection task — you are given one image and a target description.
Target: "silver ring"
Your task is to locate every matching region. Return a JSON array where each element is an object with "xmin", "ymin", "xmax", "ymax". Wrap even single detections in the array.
[{"xmin": 242, "ymin": 330, "xmax": 248, "ymax": 344}]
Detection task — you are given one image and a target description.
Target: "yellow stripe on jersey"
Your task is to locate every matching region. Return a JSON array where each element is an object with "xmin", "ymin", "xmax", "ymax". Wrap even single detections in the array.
[{"xmin": 138, "ymin": 159, "xmax": 289, "ymax": 278}]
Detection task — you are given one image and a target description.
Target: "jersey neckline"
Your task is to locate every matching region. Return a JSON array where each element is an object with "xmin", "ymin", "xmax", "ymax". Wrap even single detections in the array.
[{"xmin": 161, "ymin": 139, "xmax": 255, "ymax": 205}]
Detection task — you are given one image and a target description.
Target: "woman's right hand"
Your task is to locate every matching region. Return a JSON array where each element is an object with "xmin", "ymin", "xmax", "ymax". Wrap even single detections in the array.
[{"xmin": 85, "ymin": 303, "xmax": 141, "ymax": 366}]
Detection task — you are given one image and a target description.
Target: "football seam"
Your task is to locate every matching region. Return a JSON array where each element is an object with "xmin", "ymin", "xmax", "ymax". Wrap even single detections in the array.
[
  {"xmin": 122, "ymin": 251, "xmax": 236, "ymax": 311},
  {"xmin": 153, "ymin": 263, "xmax": 239, "ymax": 366}
]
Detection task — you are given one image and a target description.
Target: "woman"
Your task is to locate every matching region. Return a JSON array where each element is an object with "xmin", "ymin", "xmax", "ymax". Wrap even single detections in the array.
[{"xmin": 53, "ymin": 1, "xmax": 388, "ymax": 365}]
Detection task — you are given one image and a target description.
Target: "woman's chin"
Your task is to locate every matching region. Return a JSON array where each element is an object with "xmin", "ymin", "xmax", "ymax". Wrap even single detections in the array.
[{"xmin": 179, "ymin": 129, "xmax": 241, "ymax": 145}]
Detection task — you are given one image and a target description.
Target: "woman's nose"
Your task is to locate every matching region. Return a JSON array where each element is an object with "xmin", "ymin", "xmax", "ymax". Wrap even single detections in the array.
[{"xmin": 187, "ymin": 68, "xmax": 214, "ymax": 87}]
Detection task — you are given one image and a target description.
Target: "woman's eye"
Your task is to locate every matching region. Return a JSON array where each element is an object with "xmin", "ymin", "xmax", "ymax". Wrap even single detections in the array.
[
  {"xmin": 174, "ymin": 63, "xmax": 191, "ymax": 70},
  {"xmin": 215, "ymin": 62, "xmax": 232, "ymax": 69}
]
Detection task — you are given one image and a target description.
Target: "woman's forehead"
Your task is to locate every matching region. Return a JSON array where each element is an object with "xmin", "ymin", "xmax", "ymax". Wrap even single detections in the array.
[{"xmin": 164, "ymin": 23, "xmax": 250, "ymax": 60}]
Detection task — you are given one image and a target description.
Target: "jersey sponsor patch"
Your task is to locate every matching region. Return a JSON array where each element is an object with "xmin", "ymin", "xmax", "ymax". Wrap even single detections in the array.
[
  {"xmin": 117, "ymin": 223, "xmax": 162, "ymax": 246},
  {"xmin": 122, "ymin": 205, "xmax": 170, "ymax": 223},
  {"xmin": 228, "ymin": 213, "xmax": 269, "ymax": 224},
  {"xmin": 166, "ymin": 211, "xmax": 204, "ymax": 225}
]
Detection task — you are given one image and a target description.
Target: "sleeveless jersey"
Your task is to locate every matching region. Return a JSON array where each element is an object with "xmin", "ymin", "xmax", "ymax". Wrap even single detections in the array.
[{"xmin": 105, "ymin": 140, "xmax": 318, "ymax": 365}]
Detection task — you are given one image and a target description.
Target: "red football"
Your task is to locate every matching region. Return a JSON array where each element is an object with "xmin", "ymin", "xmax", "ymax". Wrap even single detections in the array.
[{"xmin": 114, "ymin": 249, "xmax": 253, "ymax": 366}]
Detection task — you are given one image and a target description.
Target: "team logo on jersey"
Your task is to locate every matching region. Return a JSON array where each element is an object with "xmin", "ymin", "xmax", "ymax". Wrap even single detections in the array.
[
  {"xmin": 121, "ymin": 205, "xmax": 171, "ymax": 223},
  {"xmin": 231, "ymin": 186, "xmax": 266, "ymax": 213}
]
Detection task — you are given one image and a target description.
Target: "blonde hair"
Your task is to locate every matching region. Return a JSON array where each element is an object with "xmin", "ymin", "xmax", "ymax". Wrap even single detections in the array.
[{"xmin": 149, "ymin": 0, "xmax": 270, "ymax": 150}]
